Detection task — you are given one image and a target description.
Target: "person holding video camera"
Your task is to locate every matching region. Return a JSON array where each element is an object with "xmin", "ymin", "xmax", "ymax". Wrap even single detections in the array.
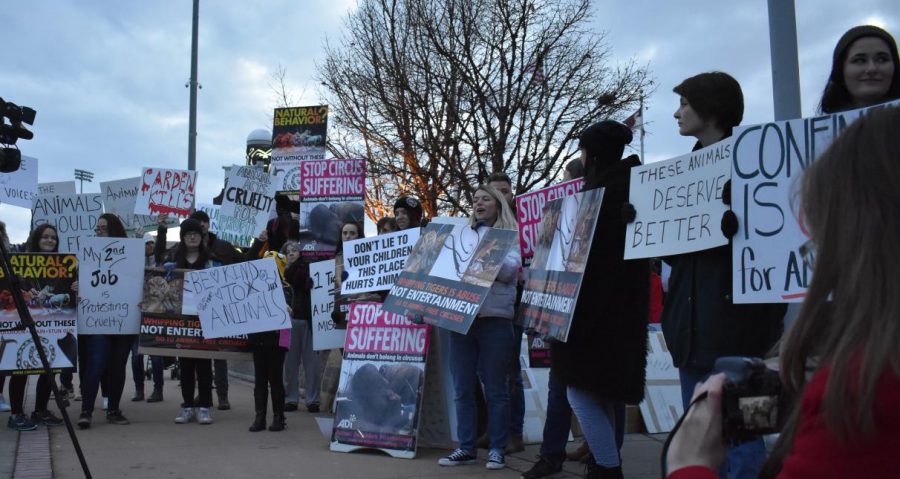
[{"xmin": 666, "ymin": 106, "xmax": 900, "ymax": 479}]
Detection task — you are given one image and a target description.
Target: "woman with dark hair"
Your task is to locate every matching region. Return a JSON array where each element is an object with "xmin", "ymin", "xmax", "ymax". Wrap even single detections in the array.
[
  {"xmin": 376, "ymin": 217, "xmax": 400, "ymax": 235},
  {"xmin": 563, "ymin": 159, "xmax": 584, "ymax": 181},
  {"xmin": 335, "ymin": 221, "xmax": 364, "ymax": 255},
  {"xmin": 281, "ymin": 240, "xmax": 322, "ymax": 414},
  {"xmin": 3, "ymin": 224, "xmax": 67, "ymax": 430},
  {"xmin": 663, "ymin": 72, "xmax": 786, "ymax": 479},
  {"xmin": 819, "ymin": 25, "xmax": 899, "ymax": 114},
  {"xmin": 667, "ymin": 99, "xmax": 900, "ymax": 479},
  {"xmin": 77, "ymin": 213, "xmax": 135, "ymax": 429}
]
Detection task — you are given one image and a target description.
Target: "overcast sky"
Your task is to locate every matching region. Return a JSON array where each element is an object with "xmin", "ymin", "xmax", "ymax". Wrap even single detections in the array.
[{"xmin": 0, "ymin": 0, "xmax": 896, "ymax": 242}]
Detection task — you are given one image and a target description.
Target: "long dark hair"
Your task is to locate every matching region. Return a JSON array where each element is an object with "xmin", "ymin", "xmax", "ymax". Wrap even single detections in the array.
[
  {"xmin": 335, "ymin": 221, "xmax": 364, "ymax": 255},
  {"xmin": 762, "ymin": 106, "xmax": 900, "ymax": 476},
  {"xmin": 819, "ymin": 25, "xmax": 900, "ymax": 113},
  {"xmin": 26, "ymin": 224, "xmax": 59, "ymax": 253},
  {"xmin": 98, "ymin": 213, "xmax": 128, "ymax": 238}
]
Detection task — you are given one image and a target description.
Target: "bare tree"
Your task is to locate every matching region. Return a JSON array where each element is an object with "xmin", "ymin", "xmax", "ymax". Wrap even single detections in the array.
[{"xmin": 319, "ymin": 0, "xmax": 651, "ymax": 219}]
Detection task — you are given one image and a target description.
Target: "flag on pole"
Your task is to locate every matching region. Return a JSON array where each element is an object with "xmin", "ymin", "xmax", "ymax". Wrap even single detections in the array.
[{"xmin": 623, "ymin": 108, "xmax": 643, "ymax": 130}]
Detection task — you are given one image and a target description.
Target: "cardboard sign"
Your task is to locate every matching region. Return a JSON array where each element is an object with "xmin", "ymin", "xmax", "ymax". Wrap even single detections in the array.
[
  {"xmin": 0, "ymin": 253, "xmax": 78, "ymax": 374},
  {"xmin": 196, "ymin": 203, "xmax": 255, "ymax": 248},
  {"xmin": 331, "ymin": 302, "xmax": 430, "ymax": 459},
  {"xmin": 270, "ymin": 105, "xmax": 329, "ymax": 193},
  {"xmin": 516, "ymin": 179, "xmax": 583, "ymax": 261},
  {"xmin": 31, "ymin": 193, "xmax": 103, "ymax": 253},
  {"xmin": 219, "ymin": 165, "xmax": 278, "ymax": 238},
  {"xmin": 0, "ymin": 155, "xmax": 38, "ymax": 208},
  {"xmin": 382, "ymin": 222, "xmax": 519, "ymax": 335},
  {"xmin": 186, "ymin": 259, "xmax": 290, "ymax": 339},
  {"xmin": 342, "ymin": 229, "xmax": 420, "ymax": 295},
  {"xmin": 77, "ymin": 237, "xmax": 145, "ymax": 334},
  {"xmin": 139, "ymin": 267, "xmax": 251, "ymax": 359},
  {"xmin": 38, "ymin": 181, "xmax": 76, "ymax": 196},
  {"xmin": 298, "ymin": 159, "xmax": 366, "ymax": 260},
  {"xmin": 639, "ymin": 328, "xmax": 683, "ymax": 433},
  {"xmin": 731, "ymin": 100, "xmax": 900, "ymax": 303},
  {"xmin": 625, "ymin": 141, "xmax": 732, "ymax": 259},
  {"xmin": 101, "ymin": 177, "xmax": 176, "ymax": 233},
  {"xmin": 135, "ymin": 167, "xmax": 197, "ymax": 216},
  {"xmin": 520, "ymin": 188, "xmax": 604, "ymax": 342},
  {"xmin": 310, "ymin": 259, "xmax": 345, "ymax": 350}
]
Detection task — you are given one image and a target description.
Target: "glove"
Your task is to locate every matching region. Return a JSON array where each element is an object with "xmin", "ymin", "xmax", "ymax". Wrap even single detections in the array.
[
  {"xmin": 340, "ymin": 270, "xmax": 349, "ymax": 282},
  {"xmin": 722, "ymin": 180, "xmax": 731, "ymax": 206},
  {"xmin": 721, "ymin": 210, "xmax": 738, "ymax": 238},
  {"xmin": 621, "ymin": 203, "xmax": 637, "ymax": 223}
]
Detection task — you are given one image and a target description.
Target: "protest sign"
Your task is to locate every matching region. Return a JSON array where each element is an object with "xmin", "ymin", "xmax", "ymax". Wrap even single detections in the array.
[
  {"xmin": 298, "ymin": 158, "xmax": 366, "ymax": 260},
  {"xmin": 77, "ymin": 237, "xmax": 144, "ymax": 334},
  {"xmin": 134, "ymin": 167, "xmax": 197, "ymax": 216},
  {"xmin": 219, "ymin": 165, "xmax": 278, "ymax": 238},
  {"xmin": 382, "ymin": 222, "xmax": 519, "ymax": 335},
  {"xmin": 140, "ymin": 268, "xmax": 251, "ymax": 359},
  {"xmin": 31, "ymin": 193, "xmax": 102, "ymax": 253},
  {"xmin": 731, "ymin": 100, "xmax": 900, "ymax": 303},
  {"xmin": 520, "ymin": 188, "xmax": 604, "ymax": 342},
  {"xmin": 625, "ymin": 140, "xmax": 732, "ymax": 259},
  {"xmin": 38, "ymin": 181, "xmax": 76, "ymax": 196},
  {"xmin": 101, "ymin": 177, "xmax": 175, "ymax": 234},
  {"xmin": 196, "ymin": 203, "xmax": 255, "ymax": 248},
  {"xmin": 515, "ymin": 178, "xmax": 582, "ymax": 261},
  {"xmin": 0, "ymin": 155, "xmax": 38, "ymax": 208},
  {"xmin": 527, "ymin": 334, "xmax": 551, "ymax": 368},
  {"xmin": 270, "ymin": 105, "xmax": 329, "ymax": 193},
  {"xmin": 342, "ymin": 229, "xmax": 420, "ymax": 295},
  {"xmin": 185, "ymin": 259, "xmax": 290, "ymax": 339},
  {"xmin": 0, "ymin": 253, "xmax": 78, "ymax": 375},
  {"xmin": 310, "ymin": 259, "xmax": 345, "ymax": 350},
  {"xmin": 331, "ymin": 302, "xmax": 430, "ymax": 458},
  {"xmin": 639, "ymin": 328, "xmax": 683, "ymax": 433}
]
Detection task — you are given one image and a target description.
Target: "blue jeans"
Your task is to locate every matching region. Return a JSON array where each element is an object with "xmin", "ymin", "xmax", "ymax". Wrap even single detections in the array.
[
  {"xmin": 679, "ymin": 366, "xmax": 767, "ymax": 479},
  {"xmin": 509, "ymin": 324, "xmax": 525, "ymax": 436},
  {"xmin": 567, "ymin": 386, "xmax": 619, "ymax": 468},
  {"xmin": 80, "ymin": 334, "xmax": 134, "ymax": 414},
  {"xmin": 539, "ymin": 368, "xmax": 572, "ymax": 466},
  {"xmin": 448, "ymin": 317, "xmax": 515, "ymax": 454},
  {"xmin": 131, "ymin": 337, "xmax": 164, "ymax": 393}
]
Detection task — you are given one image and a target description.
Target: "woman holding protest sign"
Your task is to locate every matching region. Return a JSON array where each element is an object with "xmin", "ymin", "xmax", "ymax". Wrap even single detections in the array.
[
  {"xmin": 281, "ymin": 240, "xmax": 323, "ymax": 415},
  {"xmin": 819, "ymin": 25, "xmax": 899, "ymax": 114},
  {"xmin": 659, "ymin": 72, "xmax": 786, "ymax": 478},
  {"xmin": 666, "ymin": 95, "xmax": 900, "ymax": 479},
  {"xmin": 166, "ymin": 218, "xmax": 219, "ymax": 425},
  {"xmin": 3, "ymin": 224, "xmax": 68, "ymax": 431},
  {"xmin": 77, "ymin": 213, "xmax": 134, "ymax": 429},
  {"xmin": 437, "ymin": 184, "xmax": 520, "ymax": 471}
]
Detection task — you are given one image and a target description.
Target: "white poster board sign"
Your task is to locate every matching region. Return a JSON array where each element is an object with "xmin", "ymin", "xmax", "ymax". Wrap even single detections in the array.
[
  {"xmin": 31, "ymin": 193, "xmax": 103, "ymax": 253},
  {"xmin": 0, "ymin": 155, "xmax": 38, "ymax": 208},
  {"xmin": 731, "ymin": 100, "xmax": 900, "ymax": 303},
  {"xmin": 639, "ymin": 329, "xmax": 683, "ymax": 433},
  {"xmin": 625, "ymin": 140, "xmax": 732, "ymax": 259},
  {"xmin": 101, "ymin": 177, "xmax": 175, "ymax": 233},
  {"xmin": 310, "ymin": 259, "xmax": 345, "ymax": 350},
  {"xmin": 134, "ymin": 167, "xmax": 197, "ymax": 216},
  {"xmin": 186, "ymin": 258, "xmax": 291, "ymax": 339},
  {"xmin": 342, "ymin": 229, "xmax": 419, "ymax": 295},
  {"xmin": 38, "ymin": 180, "xmax": 76, "ymax": 197},
  {"xmin": 197, "ymin": 203, "xmax": 255, "ymax": 248},
  {"xmin": 220, "ymin": 165, "xmax": 278, "ymax": 238},
  {"xmin": 77, "ymin": 237, "xmax": 145, "ymax": 334}
]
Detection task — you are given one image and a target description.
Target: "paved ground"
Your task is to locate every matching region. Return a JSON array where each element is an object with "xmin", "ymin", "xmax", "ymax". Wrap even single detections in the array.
[{"xmin": 2, "ymin": 370, "xmax": 665, "ymax": 478}]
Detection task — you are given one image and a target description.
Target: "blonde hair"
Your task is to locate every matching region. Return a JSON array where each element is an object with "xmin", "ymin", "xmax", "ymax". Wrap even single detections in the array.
[{"xmin": 468, "ymin": 184, "xmax": 518, "ymax": 231}]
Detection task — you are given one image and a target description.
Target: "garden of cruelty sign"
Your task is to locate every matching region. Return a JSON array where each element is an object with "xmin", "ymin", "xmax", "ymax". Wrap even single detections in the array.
[{"xmin": 220, "ymin": 165, "xmax": 278, "ymax": 239}]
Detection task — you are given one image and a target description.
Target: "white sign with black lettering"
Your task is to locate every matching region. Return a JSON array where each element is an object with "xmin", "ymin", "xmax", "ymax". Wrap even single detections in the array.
[
  {"xmin": 0, "ymin": 155, "xmax": 38, "ymax": 208},
  {"xmin": 31, "ymin": 193, "xmax": 103, "ymax": 253},
  {"xmin": 310, "ymin": 259, "xmax": 345, "ymax": 350},
  {"xmin": 342, "ymin": 229, "xmax": 419, "ymax": 294},
  {"xmin": 77, "ymin": 237, "xmax": 145, "ymax": 334}
]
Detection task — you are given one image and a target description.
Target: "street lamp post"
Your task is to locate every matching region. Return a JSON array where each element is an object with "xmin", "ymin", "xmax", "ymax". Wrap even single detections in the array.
[{"xmin": 74, "ymin": 169, "xmax": 94, "ymax": 193}]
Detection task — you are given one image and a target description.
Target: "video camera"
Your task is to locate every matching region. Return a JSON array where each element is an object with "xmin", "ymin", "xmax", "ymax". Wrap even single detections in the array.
[
  {"xmin": 715, "ymin": 356, "xmax": 787, "ymax": 441},
  {"xmin": 0, "ymin": 97, "xmax": 37, "ymax": 173}
]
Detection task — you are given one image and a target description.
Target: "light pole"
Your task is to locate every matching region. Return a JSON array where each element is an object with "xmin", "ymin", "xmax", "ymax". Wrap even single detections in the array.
[
  {"xmin": 74, "ymin": 169, "xmax": 93, "ymax": 193},
  {"xmin": 187, "ymin": 0, "xmax": 200, "ymax": 171}
]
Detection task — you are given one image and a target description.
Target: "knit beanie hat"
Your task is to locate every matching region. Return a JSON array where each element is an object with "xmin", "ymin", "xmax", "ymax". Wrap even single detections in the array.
[
  {"xmin": 578, "ymin": 121, "xmax": 633, "ymax": 171},
  {"xmin": 393, "ymin": 197, "xmax": 423, "ymax": 223},
  {"xmin": 831, "ymin": 25, "xmax": 899, "ymax": 83},
  {"xmin": 179, "ymin": 218, "xmax": 204, "ymax": 240}
]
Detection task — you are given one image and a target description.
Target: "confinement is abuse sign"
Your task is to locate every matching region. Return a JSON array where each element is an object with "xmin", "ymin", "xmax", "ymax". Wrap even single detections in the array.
[{"xmin": 342, "ymin": 229, "xmax": 420, "ymax": 295}]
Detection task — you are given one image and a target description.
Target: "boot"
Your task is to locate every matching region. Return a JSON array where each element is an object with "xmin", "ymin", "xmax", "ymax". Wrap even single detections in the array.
[
  {"xmin": 567, "ymin": 441, "xmax": 590, "ymax": 462},
  {"xmin": 584, "ymin": 454, "xmax": 623, "ymax": 479},
  {"xmin": 505, "ymin": 433, "xmax": 525, "ymax": 454},
  {"xmin": 268, "ymin": 413, "xmax": 285, "ymax": 431},
  {"xmin": 248, "ymin": 412, "xmax": 266, "ymax": 432}
]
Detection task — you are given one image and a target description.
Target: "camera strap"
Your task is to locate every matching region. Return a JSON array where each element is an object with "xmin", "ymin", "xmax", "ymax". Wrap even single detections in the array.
[{"xmin": 659, "ymin": 390, "xmax": 710, "ymax": 479}]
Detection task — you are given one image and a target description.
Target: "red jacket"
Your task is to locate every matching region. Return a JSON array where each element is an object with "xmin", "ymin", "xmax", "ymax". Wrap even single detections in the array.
[{"xmin": 669, "ymin": 367, "xmax": 900, "ymax": 479}]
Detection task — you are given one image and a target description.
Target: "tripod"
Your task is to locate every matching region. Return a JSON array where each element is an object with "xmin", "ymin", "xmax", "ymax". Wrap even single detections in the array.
[{"xmin": 0, "ymin": 241, "xmax": 92, "ymax": 478}]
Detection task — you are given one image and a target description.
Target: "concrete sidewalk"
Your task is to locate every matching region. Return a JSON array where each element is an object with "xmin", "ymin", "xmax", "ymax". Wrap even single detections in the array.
[{"xmin": 37, "ymin": 370, "xmax": 665, "ymax": 479}]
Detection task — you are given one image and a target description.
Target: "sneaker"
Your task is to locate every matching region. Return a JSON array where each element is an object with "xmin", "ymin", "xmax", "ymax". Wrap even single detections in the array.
[
  {"xmin": 0, "ymin": 395, "xmax": 10, "ymax": 412},
  {"xmin": 31, "ymin": 410, "xmax": 64, "ymax": 427},
  {"xmin": 306, "ymin": 403, "xmax": 320, "ymax": 413},
  {"xmin": 106, "ymin": 409, "xmax": 130, "ymax": 425},
  {"xmin": 174, "ymin": 407, "xmax": 195, "ymax": 424},
  {"xmin": 521, "ymin": 456, "xmax": 562, "ymax": 479},
  {"xmin": 197, "ymin": 407, "xmax": 213, "ymax": 425},
  {"xmin": 438, "ymin": 448, "xmax": 477, "ymax": 466},
  {"xmin": 146, "ymin": 390, "xmax": 163, "ymax": 403},
  {"xmin": 7, "ymin": 414, "xmax": 38, "ymax": 431},
  {"xmin": 486, "ymin": 450, "xmax": 506, "ymax": 470},
  {"xmin": 284, "ymin": 402, "xmax": 298, "ymax": 412},
  {"xmin": 102, "ymin": 397, "xmax": 108, "ymax": 410},
  {"xmin": 77, "ymin": 412, "xmax": 91, "ymax": 429}
]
